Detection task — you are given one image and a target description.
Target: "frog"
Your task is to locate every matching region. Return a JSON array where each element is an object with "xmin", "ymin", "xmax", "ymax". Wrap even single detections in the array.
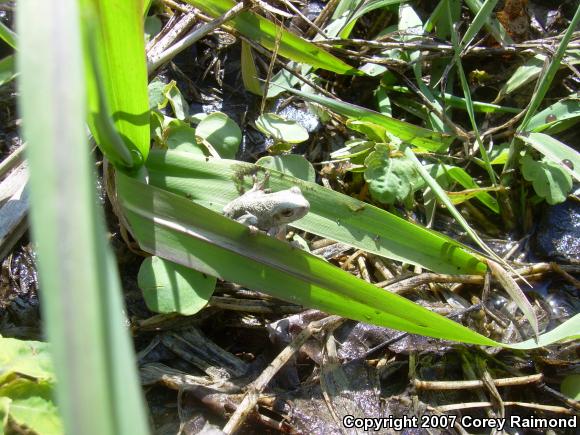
[{"xmin": 223, "ymin": 173, "xmax": 310, "ymax": 240}]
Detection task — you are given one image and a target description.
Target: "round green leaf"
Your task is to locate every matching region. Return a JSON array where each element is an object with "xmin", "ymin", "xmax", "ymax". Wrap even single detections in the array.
[
  {"xmin": 256, "ymin": 154, "xmax": 315, "ymax": 182},
  {"xmin": 520, "ymin": 154, "xmax": 573, "ymax": 205},
  {"xmin": 364, "ymin": 144, "xmax": 422, "ymax": 204},
  {"xmin": 255, "ymin": 113, "xmax": 309, "ymax": 144},
  {"xmin": 195, "ymin": 112, "xmax": 241, "ymax": 158},
  {"xmin": 165, "ymin": 124, "xmax": 206, "ymax": 157},
  {"xmin": 138, "ymin": 256, "xmax": 216, "ymax": 315}
]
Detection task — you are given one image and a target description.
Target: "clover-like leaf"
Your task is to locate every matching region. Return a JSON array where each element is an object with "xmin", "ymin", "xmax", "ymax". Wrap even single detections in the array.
[
  {"xmin": 195, "ymin": 112, "xmax": 241, "ymax": 159},
  {"xmin": 520, "ymin": 154, "xmax": 573, "ymax": 205},
  {"xmin": 255, "ymin": 113, "xmax": 309, "ymax": 144},
  {"xmin": 165, "ymin": 124, "xmax": 206, "ymax": 157},
  {"xmin": 138, "ymin": 256, "xmax": 216, "ymax": 315},
  {"xmin": 364, "ymin": 144, "xmax": 423, "ymax": 204}
]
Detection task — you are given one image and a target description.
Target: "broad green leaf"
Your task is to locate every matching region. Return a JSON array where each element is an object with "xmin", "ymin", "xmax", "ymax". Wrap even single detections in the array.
[
  {"xmin": 330, "ymin": 139, "xmax": 376, "ymax": 162},
  {"xmin": 148, "ymin": 77, "xmax": 167, "ymax": 110},
  {"xmin": 138, "ymin": 256, "xmax": 216, "ymax": 315},
  {"xmin": 117, "ymin": 171, "xmax": 496, "ymax": 344},
  {"xmin": 0, "ymin": 21, "xmax": 16, "ymax": 49},
  {"xmin": 9, "ymin": 396, "xmax": 62, "ymax": 435},
  {"xmin": 255, "ymin": 113, "xmax": 309, "ymax": 144},
  {"xmin": 0, "ymin": 338, "xmax": 54, "ymax": 384},
  {"xmin": 0, "ymin": 55, "xmax": 15, "ymax": 87},
  {"xmin": 241, "ymin": 41, "xmax": 263, "ymax": 96},
  {"xmin": 280, "ymin": 86, "xmax": 454, "ymax": 151},
  {"xmin": 83, "ymin": 0, "xmax": 150, "ymax": 165},
  {"xmin": 165, "ymin": 124, "xmax": 206, "ymax": 157},
  {"xmin": 561, "ymin": 375, "xmax": 580, "ymax": 401},
  {"xmin": 364, "ymin": 145, "xmax": 423, "ymax": 204},
  {"xmin": 256, "ymin": 155, "xmax": 316, "ymax": 182},
  {"xmin": 17, "ymin": 0, "xmax": 150, "ymax": 433},
  {"xmin": 184, "ymin": 0, "xmax": 360, "ymax": 75},
  {"xmin": 0, "ymin": 380, "xmax": 62, "ymax": 435},
  {"xmin": 525, "ymin": 98, "xmax": 580, "ymax": 134},
  {"xmin": 116, "ymin": 170, "xmax": 580, "ymax": 349},
  {"xmin": 195, "ymin": 112, "xmax": 242, "ymax": 158},
  {"xmin": 497, "ymin": 54, "xmax": 545, "ymax": 99},
  {"xmin": 347, "ymin": 119, "xmax": 388, "ymax": 143},
  {"xmin": 517, "ymin": 132, "xmax": 580, "ymax": 183},
  {"xmin": 520, "ymin": 154, "xmax": 573, "ymax": 205},
  {"xmin": 162, "ymin": 80, "xmax": 189, "ymax": 120},
  {"xmin": 145, "ymin": 150, "xmax": 486, "ymax": 275}
]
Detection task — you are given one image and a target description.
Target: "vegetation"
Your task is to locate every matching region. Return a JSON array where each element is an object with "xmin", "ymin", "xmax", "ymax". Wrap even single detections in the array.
[{"xmin": 0, "ymin": 0, "xmax": 579, "ymax": 433}]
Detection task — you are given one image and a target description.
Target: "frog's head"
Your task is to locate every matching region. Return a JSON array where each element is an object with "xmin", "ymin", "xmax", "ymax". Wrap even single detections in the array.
[{"xmin": 272, "ymin": 186, "xmax": 310, "ymax": 225}]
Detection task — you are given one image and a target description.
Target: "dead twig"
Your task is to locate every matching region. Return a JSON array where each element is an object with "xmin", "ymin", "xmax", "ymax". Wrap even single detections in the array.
[{"xmin": 222, "ymin": 315, "xmax": 344, "ymax": 434}]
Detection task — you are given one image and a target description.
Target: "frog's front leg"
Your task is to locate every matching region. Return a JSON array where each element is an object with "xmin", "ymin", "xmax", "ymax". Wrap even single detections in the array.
[
  {"xmin": 235, "ymin": 212, "xmax": 260, "ymax": 235},
  {"xmin": 267, "ymin": 225, "xmax": 287, "ymax": 240}
]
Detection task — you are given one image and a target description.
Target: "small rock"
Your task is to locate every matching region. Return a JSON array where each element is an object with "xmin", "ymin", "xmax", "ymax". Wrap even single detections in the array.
[{"xmin": 534, "ymin": 200, "xmax": 580, "ymax": 262}]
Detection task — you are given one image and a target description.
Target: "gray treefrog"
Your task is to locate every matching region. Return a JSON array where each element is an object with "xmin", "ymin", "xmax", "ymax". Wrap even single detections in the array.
[{"xmin": 223, "ymin": 173, "xmax": 310, "ymax": 239}]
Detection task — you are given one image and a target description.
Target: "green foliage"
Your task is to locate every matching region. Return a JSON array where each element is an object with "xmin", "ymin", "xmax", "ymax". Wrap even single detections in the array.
[
  {"xmin": 165, "ymin": 124, "xmax": 205, "ymax": 156},
  {"xmin": 517, "ymin": 132, "xmax": 580, "ymax": 183},
  {"xmin": 118, "ymin": 168, "xmax": 580, "ymax": 349},
  {"xmin": 145, "ymin": 150, "xmax": 489, "ymax": 275},
  {"xmin": 161, "ymin": 80, "xmax": 189, "ymax": 120},
  {"xmin": 138, "ymin": 256, "xmax": 216, "ymax": 315},
  {"xmin": 256, "ymin": 155, "xmax": 316, "ymax": 182},
  {"xmin": 17, "ymin": 0, "xmax": 151, "ymax": 434},
  {"xmin": 282, "ymin": 86, "xmax": 454, "ymax": 151},
  {"xmin": 561, "ymin": 375, "xmax": 580, "ymax": 401},
  {"xmin": 255, "ymin": 113, "xmax": 309, "ymax": 145},
  {"xmin": 83, "ymin": 0, "xmax": 150, "ymax": 169},
  {"xmin": 0, "ymin": 338, "xmax": 62, "ymax": 434},
  {"xmin": 195, "ymin": 112, "xmax": 242, "ymax": 159},
  {"xmin": 184, "ymin": 0, "xmax": 359, "ymax": 75},
  {"xmin": 520, "ymin": 154, "xmax": 573, "ymax": 205},
  {"xmin": 364, "ymin": 145, "xmax": 423, "ymax": 205},
  {"xmin": 0, "ymin": 55, "xmax": 15, "ymax": 88},
  {"xmin": 525, "ymin": 97, "xmax": 580, "ymax": 134},
  {"xmin": 429, "ymin": 164, "xmax": 500, "ymax": 213},
  {"xmin": 117, "ymin": 171, "xmax": 498, "ymax": 344}
]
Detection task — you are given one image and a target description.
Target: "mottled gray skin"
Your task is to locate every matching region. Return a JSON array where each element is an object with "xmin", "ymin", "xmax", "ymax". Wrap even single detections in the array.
[{"xmin": 223, "ymin": 175, "xmax": 310, "ymax": 238}]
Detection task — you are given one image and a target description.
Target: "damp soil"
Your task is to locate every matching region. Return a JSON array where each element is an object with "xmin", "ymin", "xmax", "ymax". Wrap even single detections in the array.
[{"xmin": 1, "ymin": 1, "xmax": 579, "ymax": 434}]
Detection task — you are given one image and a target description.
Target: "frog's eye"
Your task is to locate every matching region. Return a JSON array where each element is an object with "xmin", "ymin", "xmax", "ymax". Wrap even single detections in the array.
[{"xmin": 280, "ymin": 208, "xmax": 294, "ymax": 217}]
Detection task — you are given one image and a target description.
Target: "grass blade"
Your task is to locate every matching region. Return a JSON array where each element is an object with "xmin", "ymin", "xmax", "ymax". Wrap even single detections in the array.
[
  {"xmin": 464, "ymin": 0, "xmax": 512, "ymax": 45},
  {"xmin": 17, "ymin": 0, "xmax": 150, "ymax": 433},
  {"xmin": 517, "ymin": 132, "xmax": 580, "ymax": 182},
  {"xmin": 279, "ymin": 86, "xmax": 454, "ymax": 151},
  {"xmin": 525, "ymin": 97, "xmax": 580, "ymax": 133},
  {"xmin": 517, "ymin": 6, "xmax": 580, "ymax": 133},
  {"xmin": 116, "ymin": 172, "xmax": 497, "ymax": 345},
  {"xmin": 145, "ymin": 150, "xmax": 487, "ymax": 275},
  {"xmin": 185, "ymin": 0, "xmax": 360, "ymax": 75},
  {"xmin": 117, "ymin": 171, "xmax": 579, "ymax": 349},
  {"xmin": 83, "ymin": 0, "xmax": 150, "ymax": 165},
  {"xmin": 0, "ymin": 20, "xmax": 16, "ymax": 48},
  {"xmin": 0, "ymin": 55, "xmax": 16, "ymax": 87}
]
